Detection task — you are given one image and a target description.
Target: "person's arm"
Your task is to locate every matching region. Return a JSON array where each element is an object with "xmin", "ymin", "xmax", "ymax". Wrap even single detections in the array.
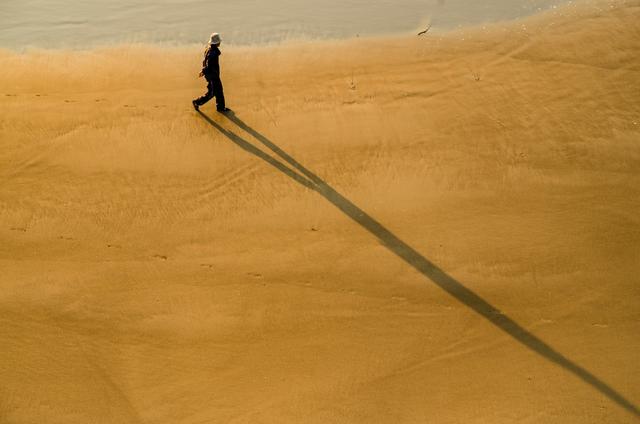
[{"xmin": 199, "ymin": 48, "xmax": 210, "ymax": 77}]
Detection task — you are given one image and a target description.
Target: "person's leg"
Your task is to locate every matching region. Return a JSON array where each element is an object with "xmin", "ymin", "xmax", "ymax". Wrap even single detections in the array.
[
  {"xmin": 212, "ymin": 78, "xmax": 226, "ymax": 111},
  {"xmin": 194, "ymin": 80, "xmax": 214, "ymax": 106}
]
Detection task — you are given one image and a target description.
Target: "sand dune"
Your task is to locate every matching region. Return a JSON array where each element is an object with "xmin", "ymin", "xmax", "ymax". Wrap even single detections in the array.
[{"xmin": 1, "ymin": 1, "xmax": 639, "ymax": 423}]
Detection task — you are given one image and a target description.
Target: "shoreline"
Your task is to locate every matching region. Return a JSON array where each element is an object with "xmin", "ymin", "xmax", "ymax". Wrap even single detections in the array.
[{"xmin": 0, "ymin": 0, "xmax": 597, "ymax": 54}]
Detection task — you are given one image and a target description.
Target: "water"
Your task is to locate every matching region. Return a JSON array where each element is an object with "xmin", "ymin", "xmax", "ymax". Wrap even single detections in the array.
[{"xmin": 0, "ymin": 0, "xmax": 570, "ymax": 50}]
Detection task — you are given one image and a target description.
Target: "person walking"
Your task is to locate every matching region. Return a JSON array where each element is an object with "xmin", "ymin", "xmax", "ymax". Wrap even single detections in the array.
[{"xmin": 193, "ymin": 33, "xmax": 229, "ymax": 112}]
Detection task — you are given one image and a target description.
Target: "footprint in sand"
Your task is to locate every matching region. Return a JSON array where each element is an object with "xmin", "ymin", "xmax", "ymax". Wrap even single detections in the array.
[
  {"xmin": 107, "ymin": 244, "xmax": 122, "ymax": 249},
  {"xmin": 248, "ymin": 272, "xmax": 263, "ymax": 279},
  {"xmin": 58, "ymin": 236, "xmax": 74, "ymax": 241},
  {"xmin": 153, "ymin": 254, "xmax": 168, "ymax": 261},
  {"xmin": 10, "ymin": 227, "xmax": 27, "ymax": 232},
  {"xmin": 200, "ymin": 264, "xmax": 214, "ymax": 269}
]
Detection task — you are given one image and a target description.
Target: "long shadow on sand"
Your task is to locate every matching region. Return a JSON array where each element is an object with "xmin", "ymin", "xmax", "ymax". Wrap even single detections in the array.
[{"xmin": 198, "ymin": 110, "xmax": 639, "ymax": 417}]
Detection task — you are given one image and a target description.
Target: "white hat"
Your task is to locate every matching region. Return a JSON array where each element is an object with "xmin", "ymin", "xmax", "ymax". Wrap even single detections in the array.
[{"xmin": 209, "ymin": 33, "xmax": 221, "ymax": 45}]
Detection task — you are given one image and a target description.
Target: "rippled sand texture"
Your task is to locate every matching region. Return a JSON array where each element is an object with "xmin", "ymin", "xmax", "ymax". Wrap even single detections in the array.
[{"xmin": 1, "ymin": 1, "xmax": 639, "ymax": 423}]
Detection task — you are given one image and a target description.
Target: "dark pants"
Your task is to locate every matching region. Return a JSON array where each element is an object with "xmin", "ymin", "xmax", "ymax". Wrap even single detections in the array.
[{"xmin": 195, "ymin": 76, "xmax": 225, "ymax": 110}]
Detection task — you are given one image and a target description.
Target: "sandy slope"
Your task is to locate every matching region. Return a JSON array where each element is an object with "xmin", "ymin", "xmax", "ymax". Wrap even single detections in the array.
[{"xmin": 1, "ymin": 1, "xmax": 639, "ymax": 423}]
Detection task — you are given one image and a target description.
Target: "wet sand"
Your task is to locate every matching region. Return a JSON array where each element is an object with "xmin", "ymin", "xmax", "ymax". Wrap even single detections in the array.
[
  {"xmin": 1, "ymin": 0, "xmax": 569, "ymax": 48},
  {"xmin": 1, "ymin": 1, "xmax": 639, "ymax": 423}
]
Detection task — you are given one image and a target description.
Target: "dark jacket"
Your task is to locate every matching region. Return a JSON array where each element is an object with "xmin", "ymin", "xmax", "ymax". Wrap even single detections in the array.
[{"xmin": 202, "ymin": 46, "xmax": 221, "ymax": 79}]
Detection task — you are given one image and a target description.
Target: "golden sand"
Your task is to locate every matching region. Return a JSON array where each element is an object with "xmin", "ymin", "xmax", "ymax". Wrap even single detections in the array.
[{"xmin": 1, "ymin": 1, "xmax": 639, "ymax": 422}]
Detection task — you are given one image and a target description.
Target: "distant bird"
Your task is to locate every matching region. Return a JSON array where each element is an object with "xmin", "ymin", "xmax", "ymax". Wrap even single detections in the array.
[{"xmin": 417, "ymin": 23, "xmax": 432, "ymax": 36}]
